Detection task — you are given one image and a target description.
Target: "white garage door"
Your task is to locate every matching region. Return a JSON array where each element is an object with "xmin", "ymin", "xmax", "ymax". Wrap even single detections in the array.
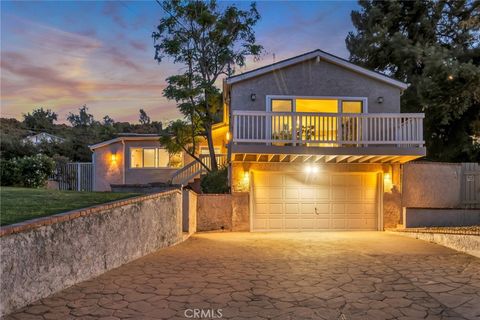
[{"xmin": 252, "ymin": 171, "xmax": 379, "ymax": 231}]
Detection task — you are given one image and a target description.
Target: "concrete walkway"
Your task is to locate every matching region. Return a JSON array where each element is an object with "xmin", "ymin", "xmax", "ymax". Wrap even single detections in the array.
[{"xmin": 6, "ymin": 232, "xmax": 480, "ymax": 320}]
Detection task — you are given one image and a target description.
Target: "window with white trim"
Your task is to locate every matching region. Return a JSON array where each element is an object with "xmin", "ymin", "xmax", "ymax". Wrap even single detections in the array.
[{"xmin": 130, "ymin": 148, "xmax": 183, "ymax": 168}]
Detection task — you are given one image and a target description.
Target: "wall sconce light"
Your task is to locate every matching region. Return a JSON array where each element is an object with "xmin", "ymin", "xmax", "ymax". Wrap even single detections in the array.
[
  {"xmin": 377, "ymin": 96, "xmax": 384, "ymax": 104},
  {"xmin": 250, "ymin": 93, "xmax": 256, "ymax": 101},
  {"xmin": 111, "ymin": 153, "xmax": 117, "ymax": 163},
  {"xmin": 384, "ymin": 172, "xmax": 393, "ymax": 192},
  {"xmin": 225, "ymin": 131, "xmax": 231, "ymax": 142}
]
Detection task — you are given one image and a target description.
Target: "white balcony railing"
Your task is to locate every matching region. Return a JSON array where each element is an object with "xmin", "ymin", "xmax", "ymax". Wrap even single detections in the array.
[{"xmin": 232, "ymin": 111, "xmax": 424, "ymax": 147}]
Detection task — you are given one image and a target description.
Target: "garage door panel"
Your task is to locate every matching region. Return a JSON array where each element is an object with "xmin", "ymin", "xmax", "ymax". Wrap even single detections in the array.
[
  {"xmin": 284, "ymin": 219, "xmax": 299, "ymax": 229},
  {"xmin": 300, "ymin": 203, "xmax": 315, "ymax": 214},
  {"xmin": 269, "ymin": 188, "xmax": 283, "ymax": 199},
  {"xmin": 285, "ymin": 203, "xmax": 299, "ymax": 214},
  {"xmin": 252, "ymin": 171, "xmax": 378, "ymax": 231},
  {"xmin": 300, "ymin": 187, "xmax": 316, "ymax": 200}
]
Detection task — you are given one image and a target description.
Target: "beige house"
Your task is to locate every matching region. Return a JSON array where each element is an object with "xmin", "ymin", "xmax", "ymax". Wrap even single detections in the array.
[{"xmin": 91, "ymin": 49, "xmax": 425, "ymax": 231}]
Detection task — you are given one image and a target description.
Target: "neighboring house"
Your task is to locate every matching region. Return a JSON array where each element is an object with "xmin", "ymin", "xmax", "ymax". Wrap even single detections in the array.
[
  {"xmin": 89, "ymin": 129, "xmax": 228, "ymax": 192},
  {"xmin": 22, "ymin": 132, "xmax": 65, "ymax": 145},
  {"xmin": 91, "ymin": 49, "xmax": 426, "ymax": 231}
]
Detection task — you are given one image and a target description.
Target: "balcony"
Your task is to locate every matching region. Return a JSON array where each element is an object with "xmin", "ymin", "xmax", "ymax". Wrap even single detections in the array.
[{"xmin": 231, "ymin": 111, "xmax": 426, "ymax": 164}]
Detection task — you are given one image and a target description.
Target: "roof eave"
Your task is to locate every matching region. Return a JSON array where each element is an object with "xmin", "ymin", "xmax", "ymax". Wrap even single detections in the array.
[{"xmin": 226, "ymin": 50, "xmax": 408, "ymax": 90}]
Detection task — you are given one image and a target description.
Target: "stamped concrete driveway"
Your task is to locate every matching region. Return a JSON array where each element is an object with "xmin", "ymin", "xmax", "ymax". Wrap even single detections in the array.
[{"xmin": 6, "ymin": 232, "xmax": 480, "ymax": 320}]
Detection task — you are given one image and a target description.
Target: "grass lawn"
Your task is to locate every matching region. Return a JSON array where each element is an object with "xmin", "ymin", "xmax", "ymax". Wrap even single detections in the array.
[{"xmin": 0, "ymin": 187, "xmax": 141, "ymax": 226}]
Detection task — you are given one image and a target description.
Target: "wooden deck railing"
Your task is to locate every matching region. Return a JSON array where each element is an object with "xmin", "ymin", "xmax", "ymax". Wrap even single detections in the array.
[{"xmin": 232, "ymin": 111, "xmax": 425, "ymax": 147}]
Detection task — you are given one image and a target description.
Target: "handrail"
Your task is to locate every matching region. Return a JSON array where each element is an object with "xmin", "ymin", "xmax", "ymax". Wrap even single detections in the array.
[
  {"xmin": 232, "ymin": 111, "xmax": 425, "ymax": 147},
  {"xmin": 170, "ymin": 154, "xmax": 227, "ymax": 186}
]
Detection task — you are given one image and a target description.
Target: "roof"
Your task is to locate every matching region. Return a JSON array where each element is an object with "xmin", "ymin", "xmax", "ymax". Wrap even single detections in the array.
[
  {"xmin": 89, "ymin": 135, "xmax": 161, "ymax": 150},
  {"xmin": 27, "ymin": 132, "xmax": 64, "ymax": 139},
  {"xmin": 226, "ymin": 49, "xmax": 408, "ymax": 90}
]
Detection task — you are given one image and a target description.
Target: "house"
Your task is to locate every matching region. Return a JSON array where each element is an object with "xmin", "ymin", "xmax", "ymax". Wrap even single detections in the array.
[
  {"xmin": 22, "ymin": 132, "xmax": 65, "ymax": 145},
  {"xmin": 89, "ymin": 129, "xmax": 228, "ymax": 192},
  {"xmin": 91, "ymin": 49, "xmax": 426, "ymax": 231}
]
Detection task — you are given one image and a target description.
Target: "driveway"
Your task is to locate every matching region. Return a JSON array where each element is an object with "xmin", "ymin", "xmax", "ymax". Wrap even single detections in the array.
[{"xmin": 6, "ymin": 232, "xmax": 480, "ymax": 320}]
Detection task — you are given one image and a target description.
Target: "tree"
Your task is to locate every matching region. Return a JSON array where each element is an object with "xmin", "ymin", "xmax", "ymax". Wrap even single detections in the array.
[
  {"xmin": 23, "ymin": 108, "xmax": 58, "ymax": 131},
  {"xmin": 139, "ymin": 109, "xmax": 151, "ymax": 125},
  {"xmin": 67, "ymin": 105, "xmax": 96, "ymax": 128},
  {"xmin": 153, "ymin": 0, "xmax": 262, "ymax": 170},
  {"xmin": 346, "ymin": 0, "xmax": 480, "ymax": 162},
  {"xmin": 160, "ymin": 119, "xmax": 210, "ymax": 171}
]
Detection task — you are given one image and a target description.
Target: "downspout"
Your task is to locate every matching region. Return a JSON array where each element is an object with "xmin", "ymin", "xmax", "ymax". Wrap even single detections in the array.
[{"xmin": 121, "ymin": 139, "xmax": 126, "ymax": 185}]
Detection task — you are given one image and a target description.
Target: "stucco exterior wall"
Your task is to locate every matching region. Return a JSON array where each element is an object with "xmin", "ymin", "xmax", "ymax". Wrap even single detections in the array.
[
  {"xmin": 0, "ymin": 191, "xmax": 183, "ymax": 316},
  {"xmin": 229, "ymin": 58, "xmax": 401, "ymax": 113},
  {"xmin": 93, "ymin": 140, "xmax": 195, "ymax": 191},
  {"xmin": 196, "ymin": 193, "xmax": 249, "ymax": 232},
  {"xmin": 402, "ymin": 162, "xmax": 463, "ymax": 208},
  {"xmin": 183, "ymin": 189, "xmax": 197, "ymax": 234},
  {"xmin": 93, "ymin": 141, "xmax": 124, "ymax": 191},
  {"xmin": 197, "ymin": 194, "xmax": 232, "ymax": 231}
]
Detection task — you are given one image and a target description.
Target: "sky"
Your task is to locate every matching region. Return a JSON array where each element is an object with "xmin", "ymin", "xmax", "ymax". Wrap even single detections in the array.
[{"xmin": 0, "ymin": 0, "xmax": 360, "ymax": 124}]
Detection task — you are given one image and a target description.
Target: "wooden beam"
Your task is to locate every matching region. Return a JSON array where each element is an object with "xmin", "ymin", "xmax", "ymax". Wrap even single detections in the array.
[
  {"xmin": 336, "ymin": 155, "xmax": 350, "ymax": 163},
  {"xmin": 289, "ymin": 155, "xmax": 299, "ymax": 162},
  {"xmin": 369, "ymin": 156, "xmax": 388, "ymax": 163},
  {"xmin": 380, "ymin": 156, "xmax": 398, "ymax": 163},
  {"xmin": 279, "ymin": 154, "xmax": 288, "ymax": 162},
  {"xmin": 325, "ymin": 155, "xmax": 336, "ymax": 163},
  {"xmin": 303, "ymin": 155, "xmax": 313, "ymax": 162},
  {"xmin": 357, "ymin": 155, "xmax": 375, "ymax": 163},
  {"xmin": 268, "ymin": 154, "xmax": 274, "ymax": 162},
  {"xmin": 347, "ymin": 156, "xmax": 362, "ymax": 163},
  {"xmin": 315, "ymin": 155, "xmax": 326, "ymax": 163}
]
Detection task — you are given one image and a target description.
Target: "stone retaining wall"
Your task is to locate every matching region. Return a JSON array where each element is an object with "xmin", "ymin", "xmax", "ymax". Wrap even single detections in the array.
[
  {"xmin": 0, "ymin": 190, "xmax": 183, "ymax": 316},
  {"xmin": 388, "ymin": 230, "xmax": 480, "ymax": 258}
]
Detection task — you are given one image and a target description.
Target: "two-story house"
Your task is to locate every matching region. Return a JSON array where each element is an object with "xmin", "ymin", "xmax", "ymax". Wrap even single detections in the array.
[{"xmin": 90, "ymin": 49, "xmax": 425, "ymax": 231}]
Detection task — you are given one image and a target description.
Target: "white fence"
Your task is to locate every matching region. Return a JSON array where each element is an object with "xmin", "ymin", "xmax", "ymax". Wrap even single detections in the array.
[
  {"xmin": 50, "ymin": 162, "xmax": 93, "ymax": 191},
  {"xmin": 232, "ymin": 111, "xmax": 425, "ymax": 147}
]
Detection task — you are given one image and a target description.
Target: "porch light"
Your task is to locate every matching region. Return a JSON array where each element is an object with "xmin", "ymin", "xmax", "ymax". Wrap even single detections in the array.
[
  {"xmin": 111, "ymin": 153, "xmax": 117, "ymax": 163},
  {"xmin": 384, "ymin": 172, "xmax": 393, "ymax": 192},
  {"xmin": 250, "ymin": 93, "xmax": 256, "ymax": 101},
  {"xmin": 226, "ymin": 131, "xmax": 231, "ymax": 142},
  {"xmin": 305, "ymin": 165, "xmax": 319, "ymax": 174},
  {"xmin": 243, "ymin": 171, "xmax": 249, "ymax": 183}
]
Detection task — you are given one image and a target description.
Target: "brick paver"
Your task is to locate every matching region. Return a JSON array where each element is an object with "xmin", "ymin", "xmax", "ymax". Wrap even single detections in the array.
[{"xmin": 6, "ymin": 232, "xmax": 480, "ymax": 320}]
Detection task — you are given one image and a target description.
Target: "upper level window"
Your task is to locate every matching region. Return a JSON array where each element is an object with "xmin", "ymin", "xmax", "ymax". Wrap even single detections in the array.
[
  {"xmin": 130, "ymin": 148, "xmax": 183, "ymax": 168},
  {"xmin": 271, "ymin": 99, "xmax": 292, "ymax": 112},
  {"xmin": 342, "ymin": 101, "xmax": 363, "ymax": 113},
  {"xmin": 270, "ymin": 97, "xmax": 364, "ymax": 113},
  {"xmin": 296, "ymin": 99, "xmax": 338, "ymax": 113}
]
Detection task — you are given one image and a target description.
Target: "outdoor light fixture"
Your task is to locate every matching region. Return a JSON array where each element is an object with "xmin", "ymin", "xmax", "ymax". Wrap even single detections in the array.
[
  {"xmin": 226, "ymin": 131, "xmax": 231, "ymax": 142},
  {"xmin": 250, "ymin": 93, "xmax": 256, "ymax": 101},
  {"xmin": 304, "ymin": 165, "xmax": 319, "ymax": 174},
  {"xmin": 448, "ymin": 75, "xmax": 454, "ymax": 80},
  {"xmin": 377, "ymin": 96, "xmax": 384, "ymax": 104},
  {"xmin": 384, "ymin": 172, "xmax": 393, "ymax": 192},
  {"xmin": 111, "ymin": 153, "xmax": 117, "ymax": 163}
]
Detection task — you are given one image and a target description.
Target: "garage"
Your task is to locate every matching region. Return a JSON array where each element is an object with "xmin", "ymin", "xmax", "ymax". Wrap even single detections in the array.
[{"xmin": 252, "ymin": 171, "xmax": 380, "ymax": 231}]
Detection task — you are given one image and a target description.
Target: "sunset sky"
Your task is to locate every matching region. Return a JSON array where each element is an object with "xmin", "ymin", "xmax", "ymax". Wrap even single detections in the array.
[{"xmin": 1, "ymin": 1, "xmax": 359, "ymax": 124}]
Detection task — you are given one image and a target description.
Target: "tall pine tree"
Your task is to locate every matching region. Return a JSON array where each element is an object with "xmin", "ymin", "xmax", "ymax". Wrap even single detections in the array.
[{"xmin": 346, "ymin": 0, "xmax": 480, "ymax": 161}]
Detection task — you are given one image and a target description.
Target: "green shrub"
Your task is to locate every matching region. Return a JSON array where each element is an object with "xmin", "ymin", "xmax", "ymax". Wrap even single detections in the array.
[
  {"xmin": 0, "ymin": 154, "xmax": 55, "ymax": 188},
  {"xmin": 201, "ymin": 167, "xmax": 229, "ymax": 194},
  {"xmin": 0, "ymin": 159, "xmax": 20, "ymax": 186}
]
